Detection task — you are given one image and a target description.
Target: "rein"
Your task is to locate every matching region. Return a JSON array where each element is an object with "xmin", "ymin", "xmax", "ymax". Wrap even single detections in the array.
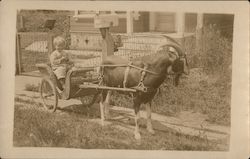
[
  {"xmin": 98, "ymin": 50, "xmax": 188, "ymax": 92},
  {"xmin": 99, "ymin": 64, "xmax": 160, "ymax": 76},
  {"xmin": 99, "ymin": 63, "xmax": 161, "ymax": 93}
]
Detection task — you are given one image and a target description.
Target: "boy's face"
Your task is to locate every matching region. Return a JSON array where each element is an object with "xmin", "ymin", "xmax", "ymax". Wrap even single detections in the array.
[{"xmin": 55, "ymin": 42, "xmax": 65, "ymax": 51}]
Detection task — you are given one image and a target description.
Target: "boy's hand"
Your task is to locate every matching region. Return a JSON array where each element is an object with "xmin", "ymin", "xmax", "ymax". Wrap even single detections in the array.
[{"xmin": 60, "ymin": 57, "xmax": 69, "ymax": 63}]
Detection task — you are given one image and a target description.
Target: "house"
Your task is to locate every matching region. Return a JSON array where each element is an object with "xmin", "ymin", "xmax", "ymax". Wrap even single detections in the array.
[
  {"xmin": 15, "ymin": 10, "xmax": 234, "ymax": 74},
  {"xmin": 71, "ymin": 11, "xmax": 198, "ymax": 34},
  {"xmin": 69, "ymin": 11, "xmax": 233, "ymax": 52}
]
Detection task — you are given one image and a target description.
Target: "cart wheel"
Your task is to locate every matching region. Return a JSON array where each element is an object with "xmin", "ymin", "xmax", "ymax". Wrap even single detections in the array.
[
  {"xmin": 40, "ymin": 78, "xmax": 58, "ymax": 112},
  {"xmin": 80, "ymin": 93, "xmax": 99, "ymax": 107}
]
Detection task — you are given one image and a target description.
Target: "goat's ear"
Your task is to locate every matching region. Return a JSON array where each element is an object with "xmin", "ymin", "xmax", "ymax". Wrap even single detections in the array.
[{"xmin": 168, "ymin": 52, "xmax": 177, "ymax": 62}]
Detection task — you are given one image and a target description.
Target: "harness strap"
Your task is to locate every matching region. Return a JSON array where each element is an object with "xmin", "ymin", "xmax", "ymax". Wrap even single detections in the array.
[
  {"xmin": 135, "ymin": 63, "xmax": 148, "ymax": 92},
  {"xmin": 140, "ymin": 64, "xmax": 148, "ymax": 83},
  {"xmin": 99, "ymin": 64, "xmax": 159, "ymax": 75},
  {"xmin": 98, "ymin": 66, "xmax": 104, "ymax": 85},
  {"xmin": 98, "ymin": 62, "xmax": 155, "ymax": 93},
  {"xmin": 123, "ymin": 61, "xmax": 133, "ymax": 88}
]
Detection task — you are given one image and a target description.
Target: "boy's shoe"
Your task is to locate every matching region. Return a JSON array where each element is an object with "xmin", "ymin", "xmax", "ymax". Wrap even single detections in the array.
[
  {"xmin": 56, "ymin": 87, "xmax": 63, "ymax": 93},
  {"xmin": 56, "ymin": 87, "xmax": 63, "ymax": 98}
]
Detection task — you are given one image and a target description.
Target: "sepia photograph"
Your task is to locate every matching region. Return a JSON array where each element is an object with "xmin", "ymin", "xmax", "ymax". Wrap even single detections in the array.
[
  {"xmin": 14, "ymin": 9, "xmax": 233, "ymax": 150},
  {"xmin": 0, "ymin": 1, "xmax": 249, "ymax": 159}
]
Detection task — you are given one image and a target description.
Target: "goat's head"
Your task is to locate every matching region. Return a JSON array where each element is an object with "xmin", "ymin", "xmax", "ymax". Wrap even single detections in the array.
[
  {"xmin": 171, "ymin": 53, "xmax": 189, "ymax": 86},
  {"xmin": 156, "ymin": 43, "xmax": 189, "ymax": 86}
]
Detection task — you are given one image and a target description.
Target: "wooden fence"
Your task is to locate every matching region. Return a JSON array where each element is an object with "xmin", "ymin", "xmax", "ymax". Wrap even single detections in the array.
[
  {"xmin": 16, "ymin": 31, "xmax": 194, "ymax": 76},
  {"xmin": 16, "ymin": 32, "xmax": 54, "ymax": 75}
]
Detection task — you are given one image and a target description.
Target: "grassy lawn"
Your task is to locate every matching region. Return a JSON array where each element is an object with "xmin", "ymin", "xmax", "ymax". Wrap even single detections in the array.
[
  {"xmin": 14, "ymin": 98, "xmax": 228, "ymax": 150},
  {"xmin": 111, "ymin": 68, "xmax": 231, "ymax": 126},
  {"xmin": 22, "ymin": 67, "xmax": 231, "ymax": 126}
]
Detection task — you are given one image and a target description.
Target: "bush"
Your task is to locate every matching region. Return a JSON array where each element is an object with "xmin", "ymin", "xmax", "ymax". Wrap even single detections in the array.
[
  {"xmin": 18, "ymin": 10, "xmax": 71, "ymax": 49},
  {"xmin": 199, "ymin": 25, "xmax": 232, "ymax": 77},
  {"xmin": 111, "ymin": 26, "xmax": 232, "ymax": 126},
  {"xmin": 198, "ymin": 25, "xmax": 232, "ymax": 125}
]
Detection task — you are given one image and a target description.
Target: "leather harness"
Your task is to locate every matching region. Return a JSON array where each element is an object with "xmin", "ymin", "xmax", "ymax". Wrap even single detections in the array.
[
  {"xmin": 98, "ymin": 62, "xmax": 160, "ymax": 93},
  {"xmin": 97, "ymin": 53, "xmax": 187, "ymax": 93}
]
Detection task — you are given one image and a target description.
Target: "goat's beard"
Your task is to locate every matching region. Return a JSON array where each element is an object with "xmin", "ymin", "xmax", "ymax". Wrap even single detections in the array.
[
  {"xmin": 171, "ymin": 58, "xmax": 187, "ymax": 86},
  {"xmin": 173, "ymin": 73, "xmax": 181, "ymax": 86}
]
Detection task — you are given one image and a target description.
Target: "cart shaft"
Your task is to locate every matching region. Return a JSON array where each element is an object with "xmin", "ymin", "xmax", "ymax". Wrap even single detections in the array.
[{"xmin": 79, "ymin": 84, "xmax": 137, "ymax": 92}]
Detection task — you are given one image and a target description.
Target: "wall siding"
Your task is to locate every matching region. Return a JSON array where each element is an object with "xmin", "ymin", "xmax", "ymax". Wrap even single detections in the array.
[
  {"xmin": 185, "ymin": 13, "xmax": 197, "ymax": 33},
  {"xmin": 133, "ymin": 12, "xmax": 149, "ymax": 32},
  {"xmin": 155, "ymin": 12, "xmax": 175, "ymax": 32},
  {"xmin": 70, "ymin": 16, "xmax": 126, "ymax": 33},
  {"xmin": 110, "ymin": 18, "xmax": 126, "ymax": 33},
  {"xmin": 70, "ymin": 17, "xmax": 98, "ymax": 32}
]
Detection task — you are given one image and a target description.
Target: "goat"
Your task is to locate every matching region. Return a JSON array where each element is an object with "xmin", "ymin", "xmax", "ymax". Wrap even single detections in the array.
[{"xmin": 98, "ymin": 43, "xmax": 189, "ymax": 140}]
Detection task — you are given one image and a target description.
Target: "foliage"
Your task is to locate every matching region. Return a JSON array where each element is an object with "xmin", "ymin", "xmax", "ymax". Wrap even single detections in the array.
[
  {"xmin": 111, "ymin": 68, "xmax": 231, "ymax": 126},
  {"xmin": 199, "ymin": 25, "xmax": 232, "ymax": 77},
  {"xmin": 111, "ymin": 26, "xmax": 232, "ymax": 126},
  {"xmin": 18, "ymin": 10, "xmax": 71, "ymax": 49},
  {"xmin": 14, "ymin": 100, "xmax": 227, "ymax": 150}
]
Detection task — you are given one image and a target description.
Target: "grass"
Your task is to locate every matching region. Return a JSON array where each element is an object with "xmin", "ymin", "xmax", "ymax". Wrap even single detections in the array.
[
  {"xmin": 14, "ymin": 98, "xmax": 228, "ymax": 150},
  {"xmin": 22, "ymin": 67, "xmax": 231, "ymax": 126},
  {"xmin": 112, "ymin": 68, "xmax": 231, "ymax": 126}
]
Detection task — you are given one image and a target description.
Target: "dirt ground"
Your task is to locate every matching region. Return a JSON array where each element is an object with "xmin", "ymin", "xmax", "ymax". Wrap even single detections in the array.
[{"xmin": 14, "ymin": 75, "xmax": 230, "ymax": 150}]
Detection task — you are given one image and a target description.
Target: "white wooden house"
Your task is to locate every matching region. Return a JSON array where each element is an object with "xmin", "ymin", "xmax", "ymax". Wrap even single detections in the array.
[{"xmin": 69, "ymin": 11, "xmax": 233, "ymax": 50}]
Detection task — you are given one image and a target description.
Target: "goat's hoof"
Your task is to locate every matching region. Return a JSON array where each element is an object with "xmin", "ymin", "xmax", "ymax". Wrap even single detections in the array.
[{"xmin": 134, "ymin": 132, "xmax": 141, "ymax": 140}]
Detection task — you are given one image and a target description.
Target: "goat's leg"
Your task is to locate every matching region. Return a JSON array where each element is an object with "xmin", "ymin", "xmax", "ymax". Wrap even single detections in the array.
[
  {"xmin": 104, "ymin": 90, "xmax": 111, "ymax": 119},
  {"xmin": 146, "ymin": 102, "xmax": 155, "ymax": 134},
  {"xmin": 99, "ymin": 91, "xmax": 107, "ymax": 126},
  {"xmin": 133, "ymin": 99, "xmax": 141, "ymax": 140}
]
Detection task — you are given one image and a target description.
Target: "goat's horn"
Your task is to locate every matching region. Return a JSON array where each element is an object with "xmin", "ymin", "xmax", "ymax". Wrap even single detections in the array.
[{"xmin": 157, "ymin": 42, "xmax": 184, "ymax": 57}]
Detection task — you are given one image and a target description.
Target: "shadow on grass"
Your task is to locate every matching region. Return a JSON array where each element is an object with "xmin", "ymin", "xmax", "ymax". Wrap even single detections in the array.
[
  {"xmin": 14, "ymin": 100, "xmax": 229, "ymax": 150},
  {"xmin": 57, "ymin": 103, "xmax": 178, "ymax": 137},
  {"xmin": 57, "ymin": 103, "xmax": 100, "ymax": 119}
]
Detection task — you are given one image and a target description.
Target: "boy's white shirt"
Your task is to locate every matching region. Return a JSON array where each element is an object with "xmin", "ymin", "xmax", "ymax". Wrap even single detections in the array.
[{"xmin": 50, "ymin": 50, "xmax": 69, "ymax": 68}]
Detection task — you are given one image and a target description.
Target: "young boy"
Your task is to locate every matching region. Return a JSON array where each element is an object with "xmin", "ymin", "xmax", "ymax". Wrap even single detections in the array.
[{"xmin": 50, "ymin": 36, "xmax": 73, "ymax": 90}]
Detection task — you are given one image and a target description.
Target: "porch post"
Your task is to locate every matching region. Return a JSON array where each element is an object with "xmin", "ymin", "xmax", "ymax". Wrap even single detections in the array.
[
  {"xmin": 196, "ymin": 13, "xmax": 204, "ymax": 30},
  {"xmin": 126, "ymin": 11, "xmax": 134, "ymax": 34},
  {"xmin": 195, "ymin": 13, "xmax": 204, "ymax": 54},
  {"xmin": 47, "ymin": 33, "xmax": 54, "ymax": 57},
  {"xmin": 175, "ymin": 12, "xmax": 185, "ymax": 47},
  {"xmin": 175, "ymin": 12, "xmax": 185, "ymax": 35},
  {"xmin": 16, "ymin": 33, "xmax": 22, "ymax": 75},
  {"xmin": 149, "ymin": 12, "xmax": 156, "ymax": 31}
]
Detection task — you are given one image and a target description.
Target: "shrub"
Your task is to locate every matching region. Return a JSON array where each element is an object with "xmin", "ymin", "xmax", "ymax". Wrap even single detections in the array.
[
  {"xmin": 18, "ymin": 10, "xmax": 71, "ymax": 49},
  {"xmin": 199, "ymin": 25, "xmax": 232, "ymax": 77},
  {"xmin": 111, "ymin": 26, "xmax": 232, "ymax": 126}
]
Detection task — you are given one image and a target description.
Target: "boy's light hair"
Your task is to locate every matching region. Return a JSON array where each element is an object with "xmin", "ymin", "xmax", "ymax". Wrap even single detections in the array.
[{"xmin": 53, "ymin": 36, "xmax": 65, "ymax": 46}]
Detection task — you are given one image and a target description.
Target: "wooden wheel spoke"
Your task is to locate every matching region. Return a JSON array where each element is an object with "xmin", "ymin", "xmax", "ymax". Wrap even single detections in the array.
[{"xmin": 40, "ymin": 78, "xmax": 58, "ymax": 112}]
